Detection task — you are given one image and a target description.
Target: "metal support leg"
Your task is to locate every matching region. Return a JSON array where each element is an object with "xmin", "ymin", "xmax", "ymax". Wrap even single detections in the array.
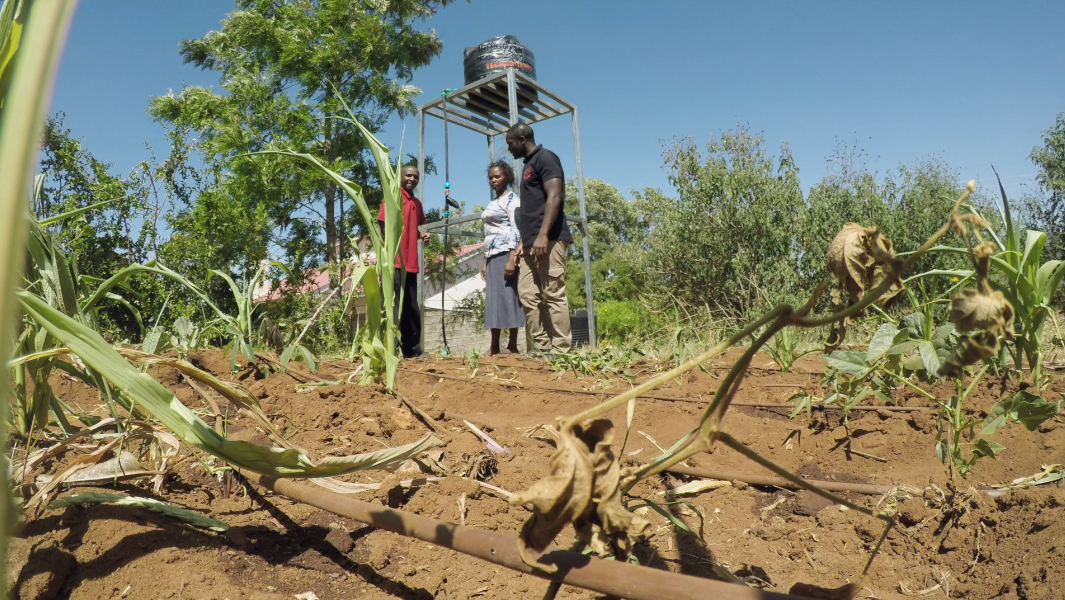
[
  {"xmin": 488, "ymin": 133, "xmax": 495, "ymax": 201},
  {"xmin": 417, "ymin": 237, "xmax": 425, "ymax": 353},
  {"xmin": 572, "ymin": 108, "xmax": 596, "ymax": 347},
  {"xmin": 417, "ymin": 110, "xmax": 426, "ymax": 351},
  {"xmin": 417, "ymin": 110, "xmax": 425, "ymax": 206},
  {"xmin": 506, "ymin": 69, "xmax": 521, "ymax": 177}
]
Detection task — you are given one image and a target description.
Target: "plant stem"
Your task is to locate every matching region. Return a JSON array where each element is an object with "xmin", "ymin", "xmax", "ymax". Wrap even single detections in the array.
[
  {"xmin": 562, "ymin": 306, "xmax": 788, "ymax": 427},
  {"xmin": 884, "ymin": 370, "xmax": 937, "ymax": 400},
  {"xmin": 716, "ymin": 433, "xmax": 889, "ymax": 521},
  {"xmin": 292, "ymin": 282, "xmax": 342, "ymax": 349}
]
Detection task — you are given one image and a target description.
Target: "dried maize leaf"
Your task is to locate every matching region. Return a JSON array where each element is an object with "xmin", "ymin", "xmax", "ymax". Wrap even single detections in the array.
[{"xmin": 48, "ymin": 492, "xmax": 230, "ymax": 532}]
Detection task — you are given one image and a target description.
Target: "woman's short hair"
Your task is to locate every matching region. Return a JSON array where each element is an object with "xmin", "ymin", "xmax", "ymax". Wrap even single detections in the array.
[{"xmin": 488, "ymin": 160, "xmax": 515, "ymax": 186}]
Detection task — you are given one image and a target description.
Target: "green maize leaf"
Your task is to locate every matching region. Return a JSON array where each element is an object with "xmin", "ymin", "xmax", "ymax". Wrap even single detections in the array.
[
  {"xmin": 2, "ymin": 1, "xmax": 80, "ymax": 588},
  {"xmin": 1015, "ymin": 274, "xmax": 1037, "ymax": 313},
  {"xmin": 27, "ymin": 218, "xmax": 78, "ymax": 316},
  {"xmin": 103, "ymin": 292, "xmax": 143, "ymax": 331},
  {"xmin": 250, "ymin": 103, "xmax": 402, "ymax": 386},
  {"xmin": 1020, "ymin": 229, "xmax": 1045, "ymax": 277},
  {"xmin": 36, "ymin": 197, "xmax": 116, "ymax": 225},
  {"xmin": 993, "ymin": 166, "xmax": 1020, "ymax": 270},
  {"xmin": 636, "ymin": 496, "xmax": 699, "ymax": 538},
  {"xmin": 142, "ymin": 325, "xmax": 165, "ymax": 355},
  {"xmin": 902, "ymin": 269, "xmax": 974, "ymax": 284},
  {"xmin": 823, "ymin": 351, "xmax": 868, "ymax": 377},
  {"xmin": 17, "ymin": 291, "xmax": 441, "ymax": 477},
  {"xmin": 1037, "ymin": 260, "xmax": 1064, "ymax": 305},
  {"xmin": 865, "ymin": 323, "xmax": 899, "ymax": 363},
  {"xmin": 0, "ymin": 0, "xmax": 30, "ymax": 108},
  {"xmin": 253, "ymin": 150, "xmax": 382, "ymax": 253},
  {"xmin": 82, "ymin": 261, "xmax": 227, "ymax": 320},
  {"xmin": 48, "ymin": 492, "xmax": 230, "ymax": 532},
  {"xmin": 346, "ymin": 265, "xmax": 381, "ymax": 341},
  {"xmin": 206, "ymin": 269, "xmax": 244, "ymax": 315},
  {"xmin": 331, "ymin": 87, "xmax": 402, "ymax": 265}
]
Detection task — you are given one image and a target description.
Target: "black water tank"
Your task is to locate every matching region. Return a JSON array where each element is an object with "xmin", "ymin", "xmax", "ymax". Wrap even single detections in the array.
[
  {"xmin": 462, "ymin": 35, "xmax": 537, "ymax": 85},
  {"xmin": 570, "ymin": 309, "xmax": 593, "ymax": 347}
]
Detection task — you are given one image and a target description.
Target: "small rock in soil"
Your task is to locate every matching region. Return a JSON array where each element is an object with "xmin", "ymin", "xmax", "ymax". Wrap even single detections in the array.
[
  {"xmin": 793, "ymin": 491, "xmax": 833, "ymax": 516},
  {"xmin": 389, "ymin": 406, "xmax": 415, "ymax": 430}
]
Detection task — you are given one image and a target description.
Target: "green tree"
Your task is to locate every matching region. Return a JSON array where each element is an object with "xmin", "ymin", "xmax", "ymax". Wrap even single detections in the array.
[
  {"xmin": 801, "ymin": 148, "xmax": 988, "ymax": 307},
  {"xmin": 38, "ymin": 113, "xmax": 149, "ymax": 270},
  {"xmin": 647, "ymin": 127, "xmax": 806, "ymax": 318},
  {"xmin": 149, "ymin": 0, "xmax": 458, "ymax": 284},
  {"xmin": 564, "ymin": 179, "xmax": 649, "ymax": 312},
  {"xmin": 1030, "ymin": 112, "xmax": 1065, "ymax": 261}
]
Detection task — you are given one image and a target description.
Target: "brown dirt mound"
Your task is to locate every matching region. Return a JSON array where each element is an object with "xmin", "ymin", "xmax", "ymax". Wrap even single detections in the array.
[{"xmin": 10, "ymin": 348, "xmax": 1065, "ymax": 599}]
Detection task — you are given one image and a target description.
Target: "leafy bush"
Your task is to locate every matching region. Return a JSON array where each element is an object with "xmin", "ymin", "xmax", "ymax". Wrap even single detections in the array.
[
  {"xmin": 596, "ymin": 299, "xmax": 663, "ymax": 344},
  {"xmin": 646, "ymin": 127, "xmax": 806, "ymax": 317}
]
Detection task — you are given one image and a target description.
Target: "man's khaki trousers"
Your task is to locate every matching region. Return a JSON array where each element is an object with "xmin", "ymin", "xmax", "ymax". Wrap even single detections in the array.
[{"xmin": 517, "ymin": 240, "xmax": 572, "ymax": 353}]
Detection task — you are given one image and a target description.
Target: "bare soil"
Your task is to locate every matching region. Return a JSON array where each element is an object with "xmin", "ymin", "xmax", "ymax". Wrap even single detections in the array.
[{"xmin": 10, "ymin": 349, "xmax": 1065, "ymax": 600}]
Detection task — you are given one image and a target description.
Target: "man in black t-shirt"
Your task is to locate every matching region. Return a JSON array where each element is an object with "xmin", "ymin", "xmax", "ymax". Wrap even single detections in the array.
[{"xmin": 506, "ymin": 123, "xmax": 572, "ymax": 353}]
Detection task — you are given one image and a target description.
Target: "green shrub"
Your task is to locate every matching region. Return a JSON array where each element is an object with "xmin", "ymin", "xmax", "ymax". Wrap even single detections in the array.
[{"xmin": 596, "ymin": 299, "xmax": 663, "ymax": 344}]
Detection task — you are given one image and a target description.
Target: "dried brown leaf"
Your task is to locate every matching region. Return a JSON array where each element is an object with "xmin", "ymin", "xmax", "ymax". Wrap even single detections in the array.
[
  {"xmin": 826, "ymin": 223, "xmax": 902, "ymax": 307},
  {"xmin": 510, "ymin": 419, "xmax": 648, "ymax": 571},
  {"xmin": 940, "ymin": 331, "xmax": 1001, "ymax": 378},
  {"xmin": 947, "ymin": 288, "xmax": 1014, "ymax": 337},
  {"xmin": 940, "ymin": 241, "xmax": 1015, "ymax": 377}
]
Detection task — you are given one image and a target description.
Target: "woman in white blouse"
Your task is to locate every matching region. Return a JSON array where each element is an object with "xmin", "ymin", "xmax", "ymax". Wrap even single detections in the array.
[{"xmin": 479, "ymin": 160, "xmax": 526, "ymax": 355}]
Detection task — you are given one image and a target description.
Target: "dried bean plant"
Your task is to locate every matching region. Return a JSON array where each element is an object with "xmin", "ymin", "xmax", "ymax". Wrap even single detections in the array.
[{"xmin": 510, "ymin": 183, "xmax": 1000, "ymax": 594}]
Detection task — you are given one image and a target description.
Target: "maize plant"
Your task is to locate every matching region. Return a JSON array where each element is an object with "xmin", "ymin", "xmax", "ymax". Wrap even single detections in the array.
[
  {"xmin": 2, "ymin": 9, "xmax": 442, "ymax": 592},
  {"xmin": 926, "ymin": 171, "xmax": 1065, "ymax": 385},
  {"xmin": 255, "ymin": 88, "xmax": 404, "ymax": 389}
]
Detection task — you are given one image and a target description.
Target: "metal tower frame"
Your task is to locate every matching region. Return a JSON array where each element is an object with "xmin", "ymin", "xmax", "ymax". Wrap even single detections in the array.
[{"xmin": 415, "ymin": 68, "xmax": 596, "ymax": 349}]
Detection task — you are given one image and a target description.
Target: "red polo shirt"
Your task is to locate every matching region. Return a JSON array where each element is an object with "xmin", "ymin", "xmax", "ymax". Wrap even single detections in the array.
[{"xmin": 377, "ymin": 188, "xmax": 426, "ymax": 273}]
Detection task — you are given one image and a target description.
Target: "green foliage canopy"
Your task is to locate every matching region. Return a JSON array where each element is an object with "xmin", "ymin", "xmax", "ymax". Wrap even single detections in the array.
[
  {"xmin": 149, "ymin": 0, "xmax": 457, "ymax": 281},
  {"xmin": 1030, "ymin": 112, "xmax": 1065, "ymax": 261}
]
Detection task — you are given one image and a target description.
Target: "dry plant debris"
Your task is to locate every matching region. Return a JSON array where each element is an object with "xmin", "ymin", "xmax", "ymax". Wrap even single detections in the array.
[
  {"xmin": 941, "ymin": 241, "xmax": 1015, "ymax": 377},
  {"xmin": 826, "ymin": 223, "xmax": 903, "ymax": 308},
  {"xmin": 509, "ymin": 419, "xmax": 649, "ymax": 570}
]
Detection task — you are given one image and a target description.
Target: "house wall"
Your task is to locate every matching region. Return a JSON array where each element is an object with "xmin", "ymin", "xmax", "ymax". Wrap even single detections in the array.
[{"xmin": 421, "ymin": 309, "xmax": 528, "ymax": 355}]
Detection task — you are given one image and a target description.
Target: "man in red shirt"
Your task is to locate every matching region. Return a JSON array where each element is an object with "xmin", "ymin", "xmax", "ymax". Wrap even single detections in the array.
[{"xmin": 378, "ymin": 166, "xmax": 430, "ymax": 358}]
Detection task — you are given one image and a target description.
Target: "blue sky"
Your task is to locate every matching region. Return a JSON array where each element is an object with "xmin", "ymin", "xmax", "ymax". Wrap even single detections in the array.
[{"xmin": 52, "ymin": 0, "xmax": 1065, "ymax": 222}]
